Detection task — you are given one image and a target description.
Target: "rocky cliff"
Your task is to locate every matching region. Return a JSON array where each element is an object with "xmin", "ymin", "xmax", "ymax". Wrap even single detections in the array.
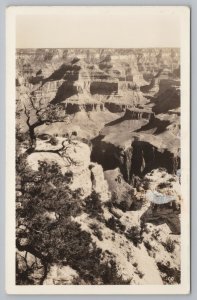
[
  {"xmin": 91, "ymin": 105, "xmax": 180, "ymax": 183},
  {"xmin": 27, "ymin": 138, "xmax": 110, "ymax": 201}
]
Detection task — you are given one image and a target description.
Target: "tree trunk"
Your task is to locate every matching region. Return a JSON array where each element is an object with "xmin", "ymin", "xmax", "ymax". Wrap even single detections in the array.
[{"xmin": 27, "ymin": 126, "xmax": 36, "ymax": 154}]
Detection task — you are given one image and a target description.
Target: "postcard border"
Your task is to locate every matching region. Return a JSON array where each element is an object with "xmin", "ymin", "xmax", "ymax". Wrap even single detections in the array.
[{"xmin": 6, "ymin": 6, "xmax": 190, "ymax": 295}]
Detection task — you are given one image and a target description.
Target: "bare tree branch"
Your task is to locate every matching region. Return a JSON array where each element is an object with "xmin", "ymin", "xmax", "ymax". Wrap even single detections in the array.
[{"xmin": 23, "ymin": 104, "xmax": 31, "ymax": 127}]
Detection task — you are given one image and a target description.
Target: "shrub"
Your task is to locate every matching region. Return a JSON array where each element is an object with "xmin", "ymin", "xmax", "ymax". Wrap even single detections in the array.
[
  {"xmin": 157, "ymin": 182, "xmax": 172, "ymax": 189},
  {"xmin": 72, "ymin": 131, "xmax": 77, "ymax": 136},
  {"xmin": 108, "ymin": 206, "xmax": 122, "ymax": 219},
  {"xmin": 100, "ymin": 259, "xmax": 131, "ymax": 285},
  {"xmin": 64, "ymin": 170, "xmax": 73, "ymax": 184},
  {"xmin": 16, "ymin": 160, "xmax": 85, "ymax": 246},
  {"xmin": 16, "ymin": 131, "xmax": 31, "ymax": 143},
  {"xmin": 151, "ymin": 229, "xmax": 160, "ymax": 240},
  {"xmin": 125, "ymin": 226, "xmax": 142, "ymax": 246},
  {"xmin": 89, "ymin": 223, "xmax": 103, "ymax": 241},
  {"xmin": 142, "ymin": 178, "xmax": 150, "ymax": 190},
  {"xmin": 157, "ymin": 262, "xmax": 180, "ymax": 284},
  {"xmin": 132, "ymin": 262, "xmax": 138, "ymax": 268},
  {"xmin": 168, "ymin": 177, "xmax": 176, "ymax": 182},
  {"xmin": 85, "ymin": 191, "xmax": 104, "ymax": 219},
  {"xmin": 106, "ymin": 217, "xmax": 126, "ymax": 234},
  {"xmin": 134, "ymin": 269, "xmax": 144, "ymax": 279},
  {"xmin": 114, "ymin": 200, "xmax": 131, "ymax": 213},
  {"xmin": 130, "ymin": 199, "xmax": 143, "ymax": 211},
  {"xmin": 163, "ymin": 238, "xmax": 175, "ymax": 253},
  {"xmin": 144, "ymin": 240, "xmax": 152, "ymax": 251},
  {"xmin": 49, "ymin": 136, "xmax": 58, "ymax": 146},
  {"xmin": 158, "ymin": 168, "xmax": 167, "ymax": 172}
]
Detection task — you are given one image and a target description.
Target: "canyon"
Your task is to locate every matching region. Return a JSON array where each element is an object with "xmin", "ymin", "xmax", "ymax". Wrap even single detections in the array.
[{"xmin": 16, "ymin": 48, "xmax": 181, "ymax": 285}]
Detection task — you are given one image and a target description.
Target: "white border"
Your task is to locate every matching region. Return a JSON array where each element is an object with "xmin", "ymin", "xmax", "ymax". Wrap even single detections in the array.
[{"xmin": 6, "ymin": 6, "xmax": 190, "ymax": 294}]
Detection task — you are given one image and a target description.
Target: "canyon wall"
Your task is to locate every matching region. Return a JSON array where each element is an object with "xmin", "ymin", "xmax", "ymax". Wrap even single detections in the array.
[{"xmin": 91, "ymin": 138, "xmax": 180, "ymax": 183}]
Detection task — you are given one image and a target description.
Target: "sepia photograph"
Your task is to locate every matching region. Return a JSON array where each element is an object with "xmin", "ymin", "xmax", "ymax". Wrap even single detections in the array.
[{"xmin": 6, "ymin": 6, "xmax": 190, "ymax": 294}]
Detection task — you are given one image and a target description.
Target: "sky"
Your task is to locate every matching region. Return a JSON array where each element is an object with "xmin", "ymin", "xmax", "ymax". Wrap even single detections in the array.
[{"xmin": 14, "ymin": 6, "xmax": 182, "ymax": 49}]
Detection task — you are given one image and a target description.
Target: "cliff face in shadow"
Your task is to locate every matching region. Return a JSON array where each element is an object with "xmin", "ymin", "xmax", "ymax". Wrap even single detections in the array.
[
  {"xmin": 91, "ymin": 137, "xmax": 180, "ymax": 183},
  {"xmin": 51, "ymin": 81, "xmax": 79, "ymax": 104},
  {"xmin": 91, "ymin": 105, "xmax": 180, "ymax": 183},
  {"xmin": 152, "ymin": 87, "xmax": 180, "ymax": 115}
]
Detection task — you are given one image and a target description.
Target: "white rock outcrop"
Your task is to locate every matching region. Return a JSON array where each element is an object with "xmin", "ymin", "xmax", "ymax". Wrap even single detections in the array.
[{"xmin": 26, "ymin": 139, "xmax": 110, "ymax": 201}]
